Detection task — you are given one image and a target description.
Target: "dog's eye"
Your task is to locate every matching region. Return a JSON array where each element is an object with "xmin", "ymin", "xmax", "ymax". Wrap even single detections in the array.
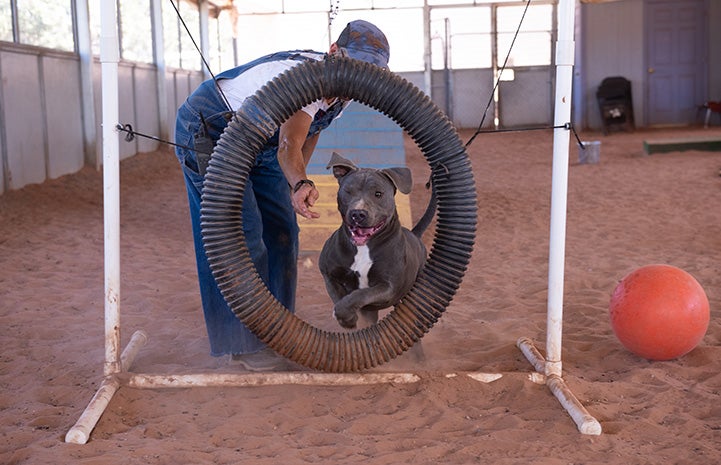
[{"xmin": 375, "ymin": 191, "xmax": 383, "ymax": 198}]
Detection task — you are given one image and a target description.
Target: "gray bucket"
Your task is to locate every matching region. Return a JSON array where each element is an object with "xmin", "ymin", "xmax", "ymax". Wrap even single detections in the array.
[{"xmin": 578, "ymin": 141, "xmax": 600, "ymax": 164}]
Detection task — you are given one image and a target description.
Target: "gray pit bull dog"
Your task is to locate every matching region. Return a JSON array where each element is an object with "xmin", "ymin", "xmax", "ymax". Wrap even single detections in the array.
[{"xmin": 319, "ymin": 152, "xmax": 432, "ymax": 331}]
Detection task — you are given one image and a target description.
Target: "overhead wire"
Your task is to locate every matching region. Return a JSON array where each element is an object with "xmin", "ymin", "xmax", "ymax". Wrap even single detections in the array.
[
  {"xmin": 465, "ymin": 0, "xmax": 531, "ymax": 148},
  {"xmin": 121, "ymin": 1, "xmax": 585, "ymax": 152},
  {"xmin": 167, "ymin": 0, "xmax": 232, "ymax": 112},
  {"xmin": 463, "ymin": 0, "xmax": 584, "ymax": 151}
]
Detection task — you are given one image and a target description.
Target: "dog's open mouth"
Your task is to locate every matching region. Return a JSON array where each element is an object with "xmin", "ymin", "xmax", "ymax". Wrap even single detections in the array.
[{"xmin": 347, "ymin": 219, "xmax": 386, "ymax": 246}]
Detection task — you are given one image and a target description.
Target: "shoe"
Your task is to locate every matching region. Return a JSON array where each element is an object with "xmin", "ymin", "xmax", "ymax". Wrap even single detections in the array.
[{"xmin": 229, "ymin": 349, "xmax": 297, "ymax": 372}]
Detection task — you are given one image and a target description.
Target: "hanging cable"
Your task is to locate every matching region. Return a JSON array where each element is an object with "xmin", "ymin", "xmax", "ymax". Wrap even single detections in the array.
[
  {"xmin": 167, "ymin": 0, "xmax": 232, "ymax": 112},
  {"xmin": 465, "ymin": 0, "xmax": 531, "ymax": 148},
  {"xmin": 329, "ymin": 0, "xmax": 340, "ymax": 26},
  {"xmin": 463, "ymin": 0, "xmax": 585, "ymax": 151},
  {"xmin": 122, "ymin": 1, "xmax": 586, "ymax": 155}
]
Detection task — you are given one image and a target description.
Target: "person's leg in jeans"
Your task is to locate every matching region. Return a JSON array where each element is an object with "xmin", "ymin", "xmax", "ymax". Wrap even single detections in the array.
[
  {"xmin": 175, "ymin": 105, "xmax": 296, "ymax": 364},
  {"xmin": 175, "ymin": 103, "xmax": 270, "ymax": 356},
  {"xmin": 180, "ymin": 157, "xmax": 268, "ymax": 356},
  {"xmin": 250, "ymin": 148, "xmax": 299, "ymax": 313}
]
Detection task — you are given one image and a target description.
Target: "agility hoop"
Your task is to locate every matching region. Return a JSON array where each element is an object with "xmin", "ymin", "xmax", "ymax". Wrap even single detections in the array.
[{"xmin": 200, "ymin": 56, "xmax": 477, "ymax": 372}]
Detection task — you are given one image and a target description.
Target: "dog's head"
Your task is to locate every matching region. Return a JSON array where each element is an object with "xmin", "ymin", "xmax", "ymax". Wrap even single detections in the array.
[{"xmin": 327, "ymin": 152, "xmax": 412, "ymax": 246}]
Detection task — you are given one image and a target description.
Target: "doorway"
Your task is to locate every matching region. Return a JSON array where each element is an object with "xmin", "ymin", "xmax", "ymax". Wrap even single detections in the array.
[{"xmin": 645, "ymin": 0, "xmax": 707, "ymax": 126}]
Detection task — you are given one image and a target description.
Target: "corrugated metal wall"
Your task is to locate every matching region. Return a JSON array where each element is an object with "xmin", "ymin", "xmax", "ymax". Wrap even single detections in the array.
[
  {"xmin": 0, "ymin": 46, "xmax": 205, "ymax": 194},
  {"xmin": 0, "ymin": 50, "xmax": 85, "ymax": 191}
]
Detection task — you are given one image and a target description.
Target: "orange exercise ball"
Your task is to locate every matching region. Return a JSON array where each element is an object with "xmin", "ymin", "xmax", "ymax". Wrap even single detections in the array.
[{"xmin": 609, "ymin": 264, "xmax": 710, "ymax": 361}]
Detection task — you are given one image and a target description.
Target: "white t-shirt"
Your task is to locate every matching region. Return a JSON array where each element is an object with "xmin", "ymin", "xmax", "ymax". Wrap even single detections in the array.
[{"xmin": 217, "ymin": 52, "xmax": 337, "ymax": 118}]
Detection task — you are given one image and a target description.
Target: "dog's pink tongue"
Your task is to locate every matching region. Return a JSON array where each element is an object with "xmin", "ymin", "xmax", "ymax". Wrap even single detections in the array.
[
  {"xmin": 348, "ymin": 219, "xmax": 386, "ymax": 247},
  {"xmin": 350, "ymin": 227, "xmax": 374, "ymax": 246}
]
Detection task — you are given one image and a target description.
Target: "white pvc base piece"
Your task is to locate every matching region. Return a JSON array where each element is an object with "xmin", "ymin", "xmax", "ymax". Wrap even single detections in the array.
[
  {"xmin": 65, "ymin": 330, "xmax": 148, "ymax": 444},
  {"xmin": 66, "ymin": 330, "xmax": 601, "ymax": 443},
  {"xmin": 517, "ymin": 337, "xmax": 602, "ymax": 436}
]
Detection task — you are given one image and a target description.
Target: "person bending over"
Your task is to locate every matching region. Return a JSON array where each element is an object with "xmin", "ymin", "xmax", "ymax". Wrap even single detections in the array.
[{"xmin": 174, "ymin": 20, "xmax": 390, "ymax": 370}]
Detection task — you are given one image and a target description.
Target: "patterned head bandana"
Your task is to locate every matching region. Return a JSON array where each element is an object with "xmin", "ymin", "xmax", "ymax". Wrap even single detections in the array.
[{"xmin": 335, "ymin": 20, "xmax": 390, "ymax": 69}]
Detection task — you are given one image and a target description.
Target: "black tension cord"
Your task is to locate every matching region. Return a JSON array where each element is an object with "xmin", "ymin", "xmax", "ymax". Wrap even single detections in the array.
[
  {"xmin": 116, "ymin": 123, "xmax": 212, "ymax": 154},
  {"xmin": 470, "ymin": 124, "xmax": 586, "ymax": 149}
]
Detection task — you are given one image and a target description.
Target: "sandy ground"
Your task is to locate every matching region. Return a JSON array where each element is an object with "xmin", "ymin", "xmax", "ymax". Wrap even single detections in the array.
[{"xmin": 1, "ymin": 126, "xmax": 720, "ymax": 464}]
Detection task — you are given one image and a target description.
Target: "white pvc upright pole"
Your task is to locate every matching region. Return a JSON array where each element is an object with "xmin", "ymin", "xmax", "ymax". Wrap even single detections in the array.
[
  {"xmin": 517, "ymin": 0, "xmax": 601, "ymax": 435},
  {"xmin": 65, "ymin": 1, "xmax": 122, "ymax": 444},
  {"xmin": 545, "ymin": 0, "xmax": 575, "ymax": 379},
  {"xmin": 100, "ymin": 0, "xmax": 121, "ymax": 377}
]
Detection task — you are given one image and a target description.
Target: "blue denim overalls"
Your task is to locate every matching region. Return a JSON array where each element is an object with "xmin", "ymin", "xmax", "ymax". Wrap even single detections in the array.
[{"xmin": 175, "ymin": 51, "xmax": 344, "ymax": 356}]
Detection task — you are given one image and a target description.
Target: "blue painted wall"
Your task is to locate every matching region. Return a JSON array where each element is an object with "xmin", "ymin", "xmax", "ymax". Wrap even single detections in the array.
[{"xmin": 308, "ymin": 101, "xmax": 406, "ymax": 174}]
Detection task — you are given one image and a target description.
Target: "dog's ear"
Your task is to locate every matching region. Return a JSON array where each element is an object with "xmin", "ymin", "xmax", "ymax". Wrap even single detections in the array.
[
  {"xmin": 326, "ymin": 152, "xmax": 357, "ymax": 180},
  {"xmin": 380, "ymin": 167, "xmax": 413, "ymax": 195}
]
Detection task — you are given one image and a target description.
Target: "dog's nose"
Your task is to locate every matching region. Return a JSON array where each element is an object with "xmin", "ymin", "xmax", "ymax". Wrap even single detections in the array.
[{"xmin": 349, "ymin": 209, "xmax": 367, "ymax": 225}]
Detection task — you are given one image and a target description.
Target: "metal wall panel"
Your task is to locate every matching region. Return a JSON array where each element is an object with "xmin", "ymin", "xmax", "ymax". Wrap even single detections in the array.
[
  {"xmin": 401, "ymin": 69, "xmax": 497, "ymax": 130},
  {"xmin": 118, "ymin": 65, "xmax": 137, "ymax": 160},
  {"xmin": 43, "ymin": 56, "xmax": 84, "ymax": 180},
  {"xmin": 132, "ymin": 66, "xmax": 160, "ymax": 153},
  {"xmin": 1, "ymin": 52, "xmax": 46, "ymax": 189},
  {"xmin": 711, "ymin": 2, "xmax": 721, "ymax": 101},
  {"xmin": 450, "ymin": 68, "xmax": 494, "ymax": 130},
  {"xmin": 498, "ymin": 67, "xmax": 552, "ymax": 128}
]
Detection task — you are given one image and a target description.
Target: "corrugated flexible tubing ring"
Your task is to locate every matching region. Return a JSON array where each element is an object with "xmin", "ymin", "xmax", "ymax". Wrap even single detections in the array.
[{"xmin": 200, "ymin": 56, "xmax": 477, "ymax": 372}]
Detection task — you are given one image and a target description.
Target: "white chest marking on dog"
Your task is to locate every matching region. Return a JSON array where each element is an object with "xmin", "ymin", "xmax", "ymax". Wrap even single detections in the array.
[{"xmin": 351, "ymin": 245, "xmax": 372, "ymax": 289}]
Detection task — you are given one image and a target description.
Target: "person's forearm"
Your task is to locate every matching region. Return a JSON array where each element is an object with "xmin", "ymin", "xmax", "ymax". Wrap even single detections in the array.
[
  {"xmin": 277, "ymin": 110, "xmax": 320, "ymax": 219},
  {"xmin": 277, "ymin": 113, "xmax": 313, "ymax": 186},
  {"xmin": 279, "ymin": 133, "xmax": 318, "ymax": 187},
  {"xmin": 301, "ymin": 133, "xmax": 319, "ymax": 167},
  {"xmin": 278, "ymin": 146, "xmax": 306, "ymax": 188}
]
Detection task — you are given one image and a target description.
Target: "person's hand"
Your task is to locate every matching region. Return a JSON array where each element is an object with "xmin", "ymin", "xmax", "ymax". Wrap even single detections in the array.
[{"xmin": 292, "ymin": 183, "xmax": 320, "ymax": 219}]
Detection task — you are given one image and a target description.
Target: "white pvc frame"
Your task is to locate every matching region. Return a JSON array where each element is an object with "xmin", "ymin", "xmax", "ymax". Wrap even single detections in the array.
[
  {"xmin": 65, "ymin": 0, "xmax": 599, "ymax": 445},
  {"xmin": 518, "ymin": 0, "xmax": 602, "ymax": 436}
]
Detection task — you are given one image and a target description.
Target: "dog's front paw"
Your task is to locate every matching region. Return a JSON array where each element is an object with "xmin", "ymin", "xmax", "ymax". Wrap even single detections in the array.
[{"xmin": 332, "ymin": 303, "xmax": 358, "ymax": 329}]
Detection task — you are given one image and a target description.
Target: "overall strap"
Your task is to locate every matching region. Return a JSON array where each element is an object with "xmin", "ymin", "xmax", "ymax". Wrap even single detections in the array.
[{"xmin": 215, "ymin": 50, "xmax": 323, "ymax": 81}]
